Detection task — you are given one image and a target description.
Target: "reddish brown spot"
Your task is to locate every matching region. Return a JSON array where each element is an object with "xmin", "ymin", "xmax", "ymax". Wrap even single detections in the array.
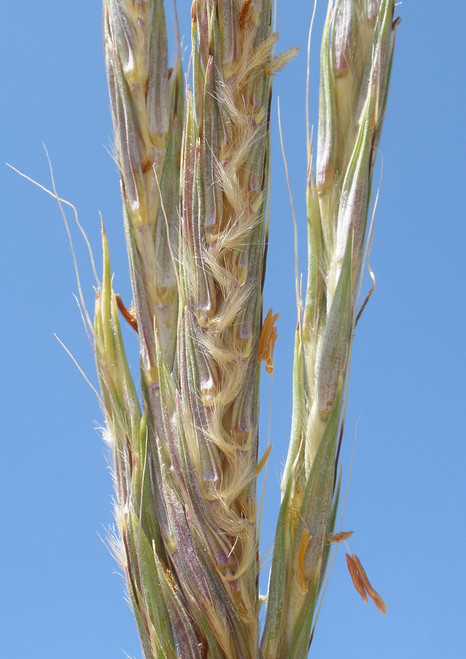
[{"xmin": 141, "ymin": 155, "xmax": 153, "ymax": 173}]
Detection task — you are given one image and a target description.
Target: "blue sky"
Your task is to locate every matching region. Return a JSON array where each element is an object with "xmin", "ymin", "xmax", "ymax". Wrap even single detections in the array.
[{"xmin": 2, "ymin": 2, "xmax": 465, "ymax": 658}]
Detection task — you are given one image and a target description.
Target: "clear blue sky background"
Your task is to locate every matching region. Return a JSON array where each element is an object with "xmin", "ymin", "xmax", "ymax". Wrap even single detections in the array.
[{"xmin": 2, "ymin": 2, "xmax": 465, "ymax": 658}]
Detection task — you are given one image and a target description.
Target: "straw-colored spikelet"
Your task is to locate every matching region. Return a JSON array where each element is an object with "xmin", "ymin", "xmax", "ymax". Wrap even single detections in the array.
[
  {"xmin": 261, "ymin": 1, "xmax": 398, "ymax": 656},
  {"xmin": 94, "ymin": 0, "xmax": 397, "ymax": 657}
]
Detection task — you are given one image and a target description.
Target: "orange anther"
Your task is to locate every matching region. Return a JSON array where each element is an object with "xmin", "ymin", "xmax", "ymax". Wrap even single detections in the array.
[
  {"xmin": 116, "ymin": 294, "xmax": 138, "ymax": 332},
  {"xmin": 257, "ymin": 308, "xmax": 279, "ymax": 374},
  {"xmin": 256, "ymin": 444, "xmax": 272, "ymax": 475},
  {"xmin": 345, "ymin": 553, "xmax": 387, "ymax": 614},
  {"xmin": 295, "ymin": 528, "xmax": 312, "ymax": 594}
]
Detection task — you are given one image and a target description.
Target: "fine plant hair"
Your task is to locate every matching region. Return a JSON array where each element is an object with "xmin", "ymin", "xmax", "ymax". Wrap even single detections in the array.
[{"xmin": 92, "ymin": 1, "xmax": 399, "ymax": 657}]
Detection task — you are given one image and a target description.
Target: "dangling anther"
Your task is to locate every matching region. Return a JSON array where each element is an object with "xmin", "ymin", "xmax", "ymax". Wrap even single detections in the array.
[
  {"xmin": 256, "ymin": 444, "xmax": 273, "ymax": 475},
  {"xmin": 258, "ymin": 308, "xmax": 279, "ymax": 374},
  {"xmin": 345, "ymin": 553, "xmax": 387, "ymax": 614},
  {"xmin": 327, "ymin": 530, "xmax": 354, "ymax": 543}
]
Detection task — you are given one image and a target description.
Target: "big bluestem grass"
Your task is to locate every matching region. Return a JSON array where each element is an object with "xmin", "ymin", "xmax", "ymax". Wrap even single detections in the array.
[{"xmin": 94, "ymin": 1, "xmax": 398, "ymax": 657}]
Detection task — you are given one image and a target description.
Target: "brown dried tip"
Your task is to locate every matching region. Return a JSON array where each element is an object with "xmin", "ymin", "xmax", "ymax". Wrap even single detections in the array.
[
  {"xmin": 116, "ymin": 294, "xmax": 138, "ymax": 333},
  {"xmin": 258, "ymin": 308, "xmax": 279, "ymax": 373},
  {"xmin": 345, "ymin": 553, "xmax": 387, "ymax": 614}
]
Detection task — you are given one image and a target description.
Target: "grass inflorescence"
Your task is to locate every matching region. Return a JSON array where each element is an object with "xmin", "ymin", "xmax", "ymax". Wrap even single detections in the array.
[{"xmin": 94, "ymin": 1, "xmax": 399, "ymax": 657}]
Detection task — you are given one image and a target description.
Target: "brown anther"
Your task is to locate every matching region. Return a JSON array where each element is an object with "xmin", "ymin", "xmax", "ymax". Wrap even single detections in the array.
[
  {"xmin": 327, "ymin": 530, "xmax": 354, "ymax": 543},
  {"xmin": 355, "ymin": 279, "xmax": 375, "ymax": 326},
  {"xmin": 345, "ymin": 553, "xmax": 368, "ymax": 603},
  {"xmin": 345, "ymin": 553, "xmax": 387, "ymax": 614},
  {"xmin": 116, "ymin": 294, "xmax": 138, "ymax": 332},
  {"xmin": 351, "ymin": 554, "xmax": 387, "ymax": 614},
  {"xmin": 257, "ymin": 308, "xmax": 279, "ymax": 374}
]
